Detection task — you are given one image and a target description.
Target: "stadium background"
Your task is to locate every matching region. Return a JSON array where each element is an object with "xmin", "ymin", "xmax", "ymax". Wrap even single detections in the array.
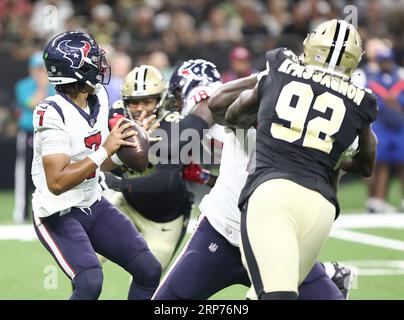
[{"xmin": 1, "ymin": 0, "xmax": 404, "ymax": 299}]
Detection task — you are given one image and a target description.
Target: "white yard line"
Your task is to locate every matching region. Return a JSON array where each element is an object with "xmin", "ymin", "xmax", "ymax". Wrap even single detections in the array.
[
  {"xmin": 333, "ymin": 213, "xmax": 404, "ymax": 229},
  {"xmin": 335, "ymin": 260, "xmax": 404, "ymax": 276},
  {"xmin": 357, "ymin": 269, "xmax": 404, "ymax": 276},
  {"xmin": 0, "ymin": 224, "xmax": 36, "ymax": 241},
  {"xmin": 2, "ymin": 213, "xmax": 404, "ymax": 244},
  {"xmin": 330, "ymin": 228, "xmax": 404, "ymax": 252}
]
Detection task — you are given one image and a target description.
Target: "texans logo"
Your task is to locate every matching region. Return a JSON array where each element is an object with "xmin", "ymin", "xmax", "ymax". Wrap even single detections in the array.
[
  {"xmin": 178, "ymin": 59, "xmax": 220, "ymax": 83},
  {"xmin": 178, "ymin": 60, "xmax": 207, "ymax": 81},
  {"xmin": 57, "ymin": 40, "xmax": 91, "ymax": 69}
]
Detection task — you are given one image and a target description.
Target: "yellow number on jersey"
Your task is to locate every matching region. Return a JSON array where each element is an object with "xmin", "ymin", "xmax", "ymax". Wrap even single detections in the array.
[
  {"xmin": 270, "ymin": 81, "xmax": 313, "ymax": 142},
  {"xmin": 270, "ymin": 81, "xmax": 346, "ymax": 154},
  {"xmin": 164, "ymin": 112, "xmax": 183, "ymax": 123},
  {"xmin": 303, "ymin": 92, "xmax": 346, "ymax": 153}
]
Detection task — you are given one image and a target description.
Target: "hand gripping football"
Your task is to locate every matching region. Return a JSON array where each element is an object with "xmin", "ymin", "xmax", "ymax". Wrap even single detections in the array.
[{"xmin": 116, "ymin": 119, "xmax": 150, "ymax": 172}]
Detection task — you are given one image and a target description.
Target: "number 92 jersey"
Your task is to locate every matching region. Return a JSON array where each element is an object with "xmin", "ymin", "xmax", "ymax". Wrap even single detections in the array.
[{"xmin": 239, "ymin": 48, "xmax": 378, "ymax": 217}]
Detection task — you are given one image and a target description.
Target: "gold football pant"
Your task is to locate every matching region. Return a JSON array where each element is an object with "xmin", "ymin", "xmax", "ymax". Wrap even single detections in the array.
[
  {"xmin": 102, "ymin": 189, "xmax": 187, "ymax": 271},
  {"xmin": 240, "ymin": 179, "xmax": 335, "ymax": 298}
]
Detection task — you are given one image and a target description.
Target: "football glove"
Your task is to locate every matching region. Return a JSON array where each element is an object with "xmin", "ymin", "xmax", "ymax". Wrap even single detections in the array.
[
  {"xmin": 108, "ymin": 113, "xmax": 125, "ymax": 131},
  {"xmin": 182, "ymin": 163, "xmax": 210, "ymax": 185},
  {"xmin": 341, "ymin": 135, "xmax": 359, "ymax": 160}
]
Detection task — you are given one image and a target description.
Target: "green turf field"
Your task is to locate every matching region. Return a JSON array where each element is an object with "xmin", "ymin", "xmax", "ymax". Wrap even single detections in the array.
[{"xmin": 1, "ymin": 179, "xmax": 404, "ymax": 300}]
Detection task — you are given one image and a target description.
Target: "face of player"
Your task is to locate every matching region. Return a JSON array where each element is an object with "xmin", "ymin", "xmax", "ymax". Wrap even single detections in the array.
[{"xmin": 127, "ymin": 98, "xmax": 158, "ymax": 120}]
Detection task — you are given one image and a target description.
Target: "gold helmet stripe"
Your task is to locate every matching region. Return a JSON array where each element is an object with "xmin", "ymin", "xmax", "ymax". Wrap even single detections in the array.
[{"xmin": 328, "ymin": 20, "xmax": 349, "ymax": 69}]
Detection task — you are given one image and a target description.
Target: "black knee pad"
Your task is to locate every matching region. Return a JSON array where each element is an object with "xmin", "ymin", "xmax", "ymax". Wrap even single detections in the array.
[
  {"xmin": 70, "ymin": 267, "xmax": 103, "ymax": 300},
  {"xmin": 126, "ymin": 250, "xmax": 162, "ymax": 287}
]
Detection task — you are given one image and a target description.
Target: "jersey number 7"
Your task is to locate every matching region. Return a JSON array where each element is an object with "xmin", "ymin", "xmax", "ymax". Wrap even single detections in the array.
[
  {"xmin": 84, "ymin": 132, "xmax": 102, "ymax": 179},
  {"xmin": 271, "ymin": 81, "xmax": 346, "ymax": 154}
]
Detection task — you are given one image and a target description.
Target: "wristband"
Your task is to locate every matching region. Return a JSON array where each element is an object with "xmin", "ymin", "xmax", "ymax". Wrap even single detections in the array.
[
  {"xmin": 111, "ymin": 153, "xmax": 124, "ymax": 166},
  {"xmin": 88, "ymin": 147, "xmax": 108, "ymax": 167}
]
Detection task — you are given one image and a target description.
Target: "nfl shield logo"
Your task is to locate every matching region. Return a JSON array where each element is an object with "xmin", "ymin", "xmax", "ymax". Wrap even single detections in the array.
[{"xmin": 90, "ymin": 118, "xmax": 95, "ymax": 127}]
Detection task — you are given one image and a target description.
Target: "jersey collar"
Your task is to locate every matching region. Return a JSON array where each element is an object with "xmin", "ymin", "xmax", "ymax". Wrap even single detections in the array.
[{"xmin": 59, "ymin": 92, "xmax": 100, "ymax": 127}]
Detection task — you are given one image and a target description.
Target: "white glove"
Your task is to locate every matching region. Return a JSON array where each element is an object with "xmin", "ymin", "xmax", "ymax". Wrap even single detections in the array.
[
  {"xmin": 334, "ymin": 135, "xmax": 359, "ymax": 170},
  {"xmin": 342, "ymin": 135, "xmax": 359, "ymax": 160}
]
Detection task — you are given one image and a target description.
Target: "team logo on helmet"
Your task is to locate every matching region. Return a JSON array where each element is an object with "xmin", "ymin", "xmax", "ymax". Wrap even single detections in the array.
[
  {"xmin": 56, "ymin": 40, "xmax": 91, "ymax": 69},
  {"xmin": 173, "ymin": 59, "xmax": 221, "ymax": 98},
  {"xmin": 177, "ymin": 59, "xmax": 220, "ymax": 83}
]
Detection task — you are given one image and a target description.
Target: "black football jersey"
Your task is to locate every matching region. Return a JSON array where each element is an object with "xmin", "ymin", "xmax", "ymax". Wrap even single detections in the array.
[
  {"xmin": 239, "ymin": 48, "xmax": 378, "ymax": 217},
  {"xmin": 112, "ymin": 109, "xmax": 209, "ymax": 222}
]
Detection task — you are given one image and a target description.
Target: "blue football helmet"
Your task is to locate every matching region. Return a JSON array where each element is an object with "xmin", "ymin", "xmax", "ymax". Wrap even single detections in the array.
[
  {"xmin": 169, "ymin": 59, "xmax": 221, "ymax": 103},
  {"xmin": 43, "ymin": 31, "xmax": 111, "ymax": 88}
]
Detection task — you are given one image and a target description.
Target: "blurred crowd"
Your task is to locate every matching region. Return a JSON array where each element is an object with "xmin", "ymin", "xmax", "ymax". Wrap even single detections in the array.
[
  {"xmin": 1, "ymin": 0, "xmax": 404, "ymax": 134},
  {"xmin": 2, "ymin": 0, "xmax": 404, "ymax": 213},
  {"xmin": 1, "ymin": 0, "xmax": 404, "ymax": 127}
]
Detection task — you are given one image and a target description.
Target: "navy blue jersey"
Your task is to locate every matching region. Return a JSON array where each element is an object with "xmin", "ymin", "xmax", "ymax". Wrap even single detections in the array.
[
  {"xmin": 239, "ymin": 48, "xmax": 378, "ymax": 217},
  {"xmin": 108, "ymin": 109, "xmax": 209, "ymax": 222}
]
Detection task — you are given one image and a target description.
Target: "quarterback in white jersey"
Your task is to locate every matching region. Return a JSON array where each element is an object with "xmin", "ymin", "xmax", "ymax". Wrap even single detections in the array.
[
  {"xmin": 32, "ymin": 31, "xmax": 161, "ymax": 300},
  {"xmin": 31, "ymin": 84, "xmax": 110, "ymax": 216},
  {"xmin": 153, "ymin": 73, "xmax": 353, "ymax": 300}
]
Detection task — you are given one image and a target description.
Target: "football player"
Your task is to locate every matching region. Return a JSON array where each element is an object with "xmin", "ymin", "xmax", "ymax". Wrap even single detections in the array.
[
  {"xmin": 31, "ymin": 31, "xmax": 161, "ymax": 300},
  {"xmin": 152, "ymin": 73, "xmax": 356, "ymax": 300},
  {"xmin": 100, "ymin": 63, "xmax": 219, "ymax": 271},
  {"xmin": 225, "ymin": 19, "xmax": 378, "ymax": 299}
]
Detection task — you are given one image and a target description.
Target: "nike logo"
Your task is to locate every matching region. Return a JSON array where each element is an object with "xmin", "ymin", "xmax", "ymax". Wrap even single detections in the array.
[{"xmin": 161, "ymin": 228, "xmax": 171, "ymax": 232}]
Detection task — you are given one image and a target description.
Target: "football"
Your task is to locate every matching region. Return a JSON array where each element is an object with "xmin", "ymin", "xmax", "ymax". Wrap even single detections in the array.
[{"xmin": 116, "ymin": 119, "xmax": 150, "ymax": 172}]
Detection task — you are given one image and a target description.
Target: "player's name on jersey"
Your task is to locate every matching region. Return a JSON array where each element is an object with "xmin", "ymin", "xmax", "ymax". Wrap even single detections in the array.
[{"xmin": 278, "ymin": 58, "xmax": 365, "ymax": 106}]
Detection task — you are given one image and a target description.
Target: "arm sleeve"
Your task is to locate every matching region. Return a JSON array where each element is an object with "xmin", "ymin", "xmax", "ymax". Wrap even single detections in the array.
[
  {"xmin": 34, "ymin": 104, "xmax": 70, "ymax": 156},
  {"xmin": 175, "ymin": 114, "xmax": 210, "ymax": 164},
  {"xmin": 363, "ymin": 92, "xmax": 379, "ymax": 124},
  {"xmin": 179, "ymin": 114, "xmax": 209, "ymax": 142}
]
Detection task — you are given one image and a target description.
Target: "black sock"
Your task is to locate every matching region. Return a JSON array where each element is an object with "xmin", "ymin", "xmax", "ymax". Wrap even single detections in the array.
[{"xmin": 260, "ymin": 291, "xmax": 298, "ymax": 300}]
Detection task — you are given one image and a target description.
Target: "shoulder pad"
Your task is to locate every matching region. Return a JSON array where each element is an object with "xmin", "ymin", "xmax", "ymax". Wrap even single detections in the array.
[
  {"xmin": 266, "ymin": 47, "xmax": 297, "ymax": 64},
  {"xmin": 182, "ymin": 82, "xmax": 222, "ymax": 116}
]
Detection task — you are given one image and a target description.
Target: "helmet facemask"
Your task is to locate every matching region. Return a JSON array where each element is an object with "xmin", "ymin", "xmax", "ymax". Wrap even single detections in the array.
[
  {"xmin": 122, "ymin": 65, "xmax": 169, "ymax": 120},
  {"xmin": 75, "ymin": 48, "xmax": 111, "ymax": 90}
]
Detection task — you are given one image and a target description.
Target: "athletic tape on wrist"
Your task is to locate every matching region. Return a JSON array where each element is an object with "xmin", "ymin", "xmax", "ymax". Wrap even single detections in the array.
[
  {"xmin": 111, "ymin": 153, "xmax": 123, "ymax": 166},
  {"xmin": 88, "ymin": 147, "xmax": 108, "ymax": 167}
]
